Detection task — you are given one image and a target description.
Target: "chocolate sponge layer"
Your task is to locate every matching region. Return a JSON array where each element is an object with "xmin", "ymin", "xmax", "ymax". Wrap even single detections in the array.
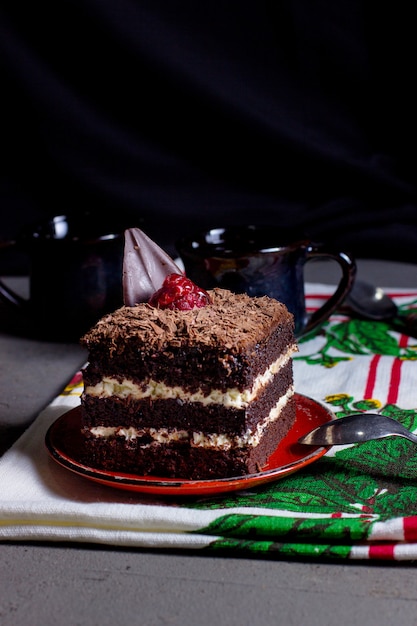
[
  {"xmin": 81, "ymin": 360, "xmax": 294, "ymax": 435},
  {"xmin": 81, "ymin": 396, "xmax": 296, "ymax": 480}
]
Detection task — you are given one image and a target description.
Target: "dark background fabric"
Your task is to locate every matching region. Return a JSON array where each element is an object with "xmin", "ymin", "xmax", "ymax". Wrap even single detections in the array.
[{"xmin": 1, "ymin": 1, "xmax": 417, "ymax": 272}]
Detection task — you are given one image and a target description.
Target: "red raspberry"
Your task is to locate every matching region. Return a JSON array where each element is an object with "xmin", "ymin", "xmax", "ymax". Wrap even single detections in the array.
[{"xmin": 148, "ymin": 273, "xmax": 211, "ymax": 310}]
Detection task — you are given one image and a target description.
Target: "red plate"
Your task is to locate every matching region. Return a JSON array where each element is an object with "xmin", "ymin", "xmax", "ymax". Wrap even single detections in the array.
[{"xmin": 45, "ymin": 393, "xmax": 333, "ymax": 496}]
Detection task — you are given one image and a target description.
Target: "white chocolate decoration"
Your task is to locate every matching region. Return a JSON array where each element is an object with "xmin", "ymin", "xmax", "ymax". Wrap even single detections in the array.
[{"xmin": 123, "ymin": 228, "xmax": 182, "ymax": 305}]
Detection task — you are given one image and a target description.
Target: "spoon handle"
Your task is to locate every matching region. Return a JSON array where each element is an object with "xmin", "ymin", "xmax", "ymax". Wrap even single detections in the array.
[
  {"xmin": 298, "ymin": 413, "xmax": 417, "ymax": 446},
  {"xmin": 390, "ymin": 313, "xmax": 417, "ymax": 339}
]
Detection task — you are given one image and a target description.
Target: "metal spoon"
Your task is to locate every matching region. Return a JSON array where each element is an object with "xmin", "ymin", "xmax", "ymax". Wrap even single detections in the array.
[
  {"xmin": 298, "ymin": 413, "xmax": 417, "ymax": 446},
  {"xmin": 345, "ymin": 280, "xmax": 397, "ymax": 320},
  {"xmin": 343, "ymin": 279, "xmax": 417, "ymax": 337}
]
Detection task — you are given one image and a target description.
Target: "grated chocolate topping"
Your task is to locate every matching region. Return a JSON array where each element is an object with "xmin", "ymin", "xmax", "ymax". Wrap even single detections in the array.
[{"xmin": 81, "ymin": 289, "xmax": 294, "ymax": 354}]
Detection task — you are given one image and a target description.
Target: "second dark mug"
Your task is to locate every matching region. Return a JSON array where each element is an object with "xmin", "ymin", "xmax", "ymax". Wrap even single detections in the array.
[
  {"xmin": 177, "ymin": 225, "xmax": 356, "ymax": 336},
  {"xmin": 0, "ymin": 214, "xmax": 125, "ymax": 341}
]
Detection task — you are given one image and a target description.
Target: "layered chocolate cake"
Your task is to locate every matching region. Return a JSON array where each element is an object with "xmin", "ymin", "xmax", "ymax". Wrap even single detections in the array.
[
  {"xmin": 80, "ymin": 284, "xmax": 297, "ymax": 479},
  {"xmin": 79, "ymin": 228, "xmax": 297, "ymax": 479}
]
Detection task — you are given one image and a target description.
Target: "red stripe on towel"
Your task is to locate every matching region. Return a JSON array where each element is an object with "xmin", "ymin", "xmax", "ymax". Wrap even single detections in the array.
[
  {"xmin": 387, "ymin": 291, "xmax": 417, "ymax": 299},
  {"xmin": 403, "ymin": 516, "xmax": 417, "ymax": 542},
  {"xmin": 387, "ymin": 334, "xmax": 409, "ymax": 405},
  {"xmin": 368, "ymin": 544, "xmax": 396, "ymax": 560},
  {"xmin": 364, "ymin": 355, "xmax": 381, "ymax": 399}
]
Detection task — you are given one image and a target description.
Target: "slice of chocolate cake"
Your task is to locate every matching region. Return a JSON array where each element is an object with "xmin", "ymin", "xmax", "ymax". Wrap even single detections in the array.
[{"xmin": 80, "ymin": 286, "xmax": 297, "ymax": 480}]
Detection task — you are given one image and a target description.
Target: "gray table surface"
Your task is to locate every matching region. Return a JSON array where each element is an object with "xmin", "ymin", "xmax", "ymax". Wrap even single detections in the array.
[{"xmin": 1, "ymin": 259, "xmax": 416, "ymax": 626}]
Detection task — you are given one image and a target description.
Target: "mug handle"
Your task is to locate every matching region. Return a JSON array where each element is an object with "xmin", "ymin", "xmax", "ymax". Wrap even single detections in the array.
[
  {"xmin": 0, "ymin": 240, "xmax": 27, "ymax": 309},
  {"xmin": 302, "ymin": 244, "xmax": 357, "ymax": 335}
]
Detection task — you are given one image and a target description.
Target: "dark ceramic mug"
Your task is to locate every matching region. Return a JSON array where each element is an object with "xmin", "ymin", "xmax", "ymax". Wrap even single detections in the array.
[
  {"xmin": 177, "ymin": 225, "xmax": 356, "ymax": 336},
  {"xmin": 0, "ymin": 214, "xmax": 125, "ymax": 341}
]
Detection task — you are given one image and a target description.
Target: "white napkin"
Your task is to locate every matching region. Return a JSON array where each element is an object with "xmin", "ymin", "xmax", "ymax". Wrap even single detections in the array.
[{"xmin": 0, "ymin": 384, "xmax": 227, "ymax": 547}]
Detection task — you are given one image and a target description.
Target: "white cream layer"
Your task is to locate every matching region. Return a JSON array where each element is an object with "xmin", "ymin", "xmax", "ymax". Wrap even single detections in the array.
[
  {"xmin": 84, "ymin": 344, "xmax": 296, "ymax": 409},
  {"xmin": 88, "ymin": 386, "xmax": 294, "ymax": 451}
]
